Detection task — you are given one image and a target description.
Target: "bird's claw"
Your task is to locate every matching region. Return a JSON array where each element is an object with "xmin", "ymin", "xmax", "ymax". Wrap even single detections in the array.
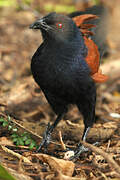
[
  {"xmin": 64, "ymin": 144, "xmax": 88, "ymax": 160},
  {"xmin": 70, "ymin": 145, "xmax": 88, "ymax": 160},
  {"xmin": 64, "ymin": 142, "xmax": 100, "ymax": 160},
  {"xmin": 36, "ymin": 123, "xmax": 52, "ymax": 153}
]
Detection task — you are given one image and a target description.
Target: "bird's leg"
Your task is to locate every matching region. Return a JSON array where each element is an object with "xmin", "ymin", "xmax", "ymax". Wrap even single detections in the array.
[
  {"xmin": 69, "ymin": 126, "xmax": 99, "ymax": 160},
  {"xmin": 74, "ymin": 126, "xmax": 90, "ymax": 155},
  {"xmin": 82, "ymin": 126, "xmax": 91, "ymax": 141},
  {"xmin": 67, "ymin": 126, "xmax": 91, "ymax": 160},
  {"xmin": 37, "ymin": 113, "xmax": 64, "ymax": 152}
]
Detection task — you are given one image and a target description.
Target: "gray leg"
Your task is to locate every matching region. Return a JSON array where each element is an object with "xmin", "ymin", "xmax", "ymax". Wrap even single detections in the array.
[
  {"xmin": 37, "ymin": 113, "xmax": 64, "ymax": 152},
  {"xmin": 73, "ymin": 126, "xmax": 91, "ymax": 157},
  {"xmin": 69, "ymin": 126, "xmax": 99, "ymax": 160},
  {"xmin": 82, "ymin": 126, "xmax": 91, "ymax": 141}
]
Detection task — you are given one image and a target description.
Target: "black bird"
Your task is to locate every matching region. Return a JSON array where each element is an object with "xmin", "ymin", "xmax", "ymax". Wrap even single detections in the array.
[{"xmin": 30, "ymin": 11, "xmax": 104, "ymax": 159}]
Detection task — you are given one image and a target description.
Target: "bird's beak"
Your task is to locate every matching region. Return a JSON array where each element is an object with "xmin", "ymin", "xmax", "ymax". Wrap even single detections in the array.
[{"xmin": 29, "ymin": 18, "xmax": 45, "ymax": 29}]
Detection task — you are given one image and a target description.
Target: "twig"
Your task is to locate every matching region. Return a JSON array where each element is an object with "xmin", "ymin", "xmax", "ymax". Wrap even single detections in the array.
[
  {"xmin": 1, "ymin": 145, "xmax": 31, "ymax": 163},
  {"xmin": 66, "ymin": 120, "xmax": 80, "ymax": 128},
  {"xmin": 0, "ymin": 112, "xmax": 7, "ymax": 118},
  {"xmin": 82, "ymin": 141, "xmax": 120, "ymax": 177},
  {"xmin": 106, "ymin": 139, "xmax": 111, "ymax": 152},
  {"xmin": 105, "ymin": 171, "xmax": 120, "ymax": 178},
  {"xmin": 58, "ymin": 131, "xmax": 66, "ymax": 150},
  {"xmin": 98, "ymin": 171, "xmax": 108, "ymax": 180},
  {"xmin": 9, "ymin": 118, "xmax": 43, "ymax": 139}
]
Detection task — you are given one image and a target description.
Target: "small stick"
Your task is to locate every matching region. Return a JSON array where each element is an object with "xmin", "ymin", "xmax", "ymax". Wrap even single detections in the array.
[
  {"xmin": 1, "ymin": 145, "xmax": 31, "ymax": 163},
  {"xmin": 58, "ymin": 131, "xmax": 66, "ymax": 150},
  {"xmin": 106, "ymin": 139, "xmax": 111, "ymax": 152}
]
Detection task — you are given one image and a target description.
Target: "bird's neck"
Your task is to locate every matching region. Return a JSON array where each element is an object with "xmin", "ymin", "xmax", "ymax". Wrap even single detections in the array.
[{"xmin": 44, "ymin": 31, "xmax": 87, "ymax": 59}]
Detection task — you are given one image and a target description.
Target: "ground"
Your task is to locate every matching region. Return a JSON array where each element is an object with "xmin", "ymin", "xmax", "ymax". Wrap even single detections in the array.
[{"xmin": 0, "ymin": 1, "xmax": 120, "ymax": 179}]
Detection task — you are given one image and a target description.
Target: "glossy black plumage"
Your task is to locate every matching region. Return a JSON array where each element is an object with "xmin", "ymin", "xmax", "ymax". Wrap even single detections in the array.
[{"xmin": 30, "ymin": 12, "xmax": 96, "ymax": 156}]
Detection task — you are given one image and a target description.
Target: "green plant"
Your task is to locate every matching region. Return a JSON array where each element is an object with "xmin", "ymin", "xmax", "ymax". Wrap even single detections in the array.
[
  {"xmin": 0, "ymin": 116, "xmax": 37, "ymax": 150},
  {"xmin": 11, "ymin": 132, "xmax": 37, "ymax": 149},
  {"xmin": 0, "ymin": 164, "xmax": 16, "ymax": 180}
]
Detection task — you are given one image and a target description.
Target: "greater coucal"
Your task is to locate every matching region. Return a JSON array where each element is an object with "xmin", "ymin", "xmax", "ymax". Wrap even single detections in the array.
[{"xmin": 30, "ymin": 10, "xmax": 108, "ymax": 159}]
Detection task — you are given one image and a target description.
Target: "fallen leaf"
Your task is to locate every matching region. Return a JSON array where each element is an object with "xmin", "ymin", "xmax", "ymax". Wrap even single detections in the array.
[
  {"xmin": 54, "ymin": 170, "xmax": 86, "ymax": 180},
  {"xmin": 33, "ymin": 153, "xmax": 75, "ymax": 177}
]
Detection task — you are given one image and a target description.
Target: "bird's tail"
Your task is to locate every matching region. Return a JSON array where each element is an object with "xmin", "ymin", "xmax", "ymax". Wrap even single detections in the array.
[
  {"xmin": 69, "ymin": 11, "xmax": 108, "ymax": 83},
  {"xmin": 68, "ymin": 5, "xmax": 110, "ymax": 59}
]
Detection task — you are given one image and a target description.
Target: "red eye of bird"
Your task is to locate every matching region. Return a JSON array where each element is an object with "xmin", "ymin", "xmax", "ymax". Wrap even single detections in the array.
[{"xmin": 56, "ymin": 23, "xmax": 63, "ymax": 29}]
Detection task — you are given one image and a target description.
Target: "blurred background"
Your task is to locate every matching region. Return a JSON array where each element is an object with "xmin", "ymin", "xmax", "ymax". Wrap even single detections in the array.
[{"xmin": 0, "ymin": 0, "xmax": 120, "ymax": 147}]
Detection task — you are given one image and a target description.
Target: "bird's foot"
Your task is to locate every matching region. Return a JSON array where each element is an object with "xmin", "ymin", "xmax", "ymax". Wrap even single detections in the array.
[
  {"xmin": 36, "ymin": 123, "xmax": 52, "ymax": 153},
  {"xmin": 64, "ymin": 142, "xmax": 99, "ymax": 160}
]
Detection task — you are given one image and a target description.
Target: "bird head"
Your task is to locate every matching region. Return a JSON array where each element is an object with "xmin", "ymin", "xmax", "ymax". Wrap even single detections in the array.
[{"xmin": 30, "ymin": 12, "xmax": 80, "ymax": 43}]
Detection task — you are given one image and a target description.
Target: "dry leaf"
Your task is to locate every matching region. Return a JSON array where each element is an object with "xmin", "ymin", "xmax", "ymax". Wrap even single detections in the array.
[
  {"xmin": 34, "ymin": 153, "xmax": 75, "ymax": 177},
  {"xmin": 53, "ymin": 170, "xmax": 86, "ymax": 180}
]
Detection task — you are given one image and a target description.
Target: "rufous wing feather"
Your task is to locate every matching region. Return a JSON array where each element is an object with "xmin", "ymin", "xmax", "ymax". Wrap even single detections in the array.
[{"xmin": 73, "ymin": 14, "xmax": 108, "ymax": 83}]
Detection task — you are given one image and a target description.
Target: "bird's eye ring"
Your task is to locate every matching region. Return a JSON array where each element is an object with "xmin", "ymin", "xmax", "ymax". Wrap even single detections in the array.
[{"xmin": 56, "ymin": 23, "xmax": 63, "ymax": 29}]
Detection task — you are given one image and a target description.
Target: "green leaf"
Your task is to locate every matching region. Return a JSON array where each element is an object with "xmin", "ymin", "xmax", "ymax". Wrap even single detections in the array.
[
  {"xmin": 7, "ymin": 115, "xmax": 11, "ymax": 121},
  {"xmin": 0, "ymin": 117, "xmax": 5, "ymax": 122},
  {"xmin": 0, "ymin": 164, "xmax": 16, "ymax": 180},
  {"xmin": 11, "ymin": 133, "xmax": 18, "ymax": 138},
  {"xmin": 16, "ymin": 139, "xmax": 20, "ymax": 146},
  {"xmin": 8, "ymin": 125, "xmax": 12, "ymax": 130},
  {"xmin": 3, "ymin": 121, "xmax": 8, "ymax": 127},
  {"xmin": 22, "ymin": 135, "xmax": 28, "ymax": 141},
  {"xmin": 12, "ymin": 138, "xmax": 18, "ymax": 143},
  {"xmin": 18, "ymin": 138, "xmax": 24, "ymax": 146},
  {"xmin": 21, "ymin": 132, "xmax": 28, "ymax": 136},
  {"xmin": 29, "ymin": 141, "xmax": 36, "ymax": 150},
  {"xmin": 25, "ymin": 139, "xmax": 31, "ymax": 145}
]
